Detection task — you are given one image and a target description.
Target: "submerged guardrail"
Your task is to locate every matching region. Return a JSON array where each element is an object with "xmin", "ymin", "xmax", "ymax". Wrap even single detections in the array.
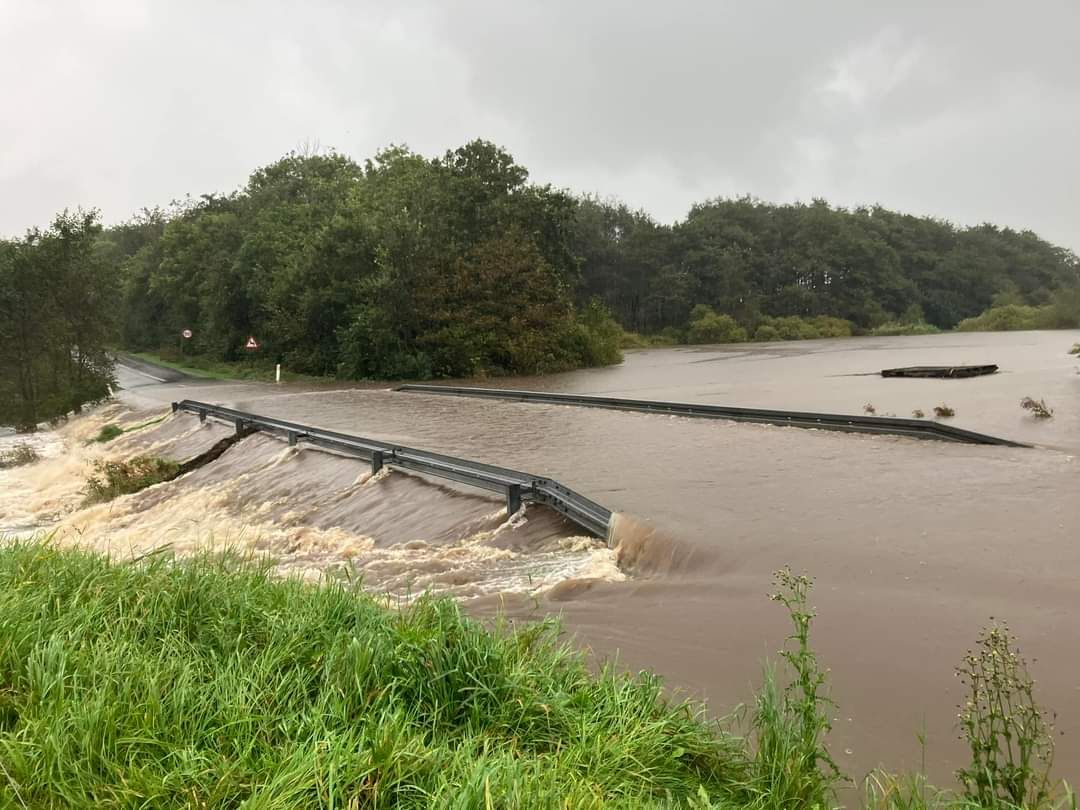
[
  {"xmin": 396, "ymin": 385, "xmax": 1027, "ymax": 447},
  {"xmin": 171, "ymin": 400, "xmax": 613, "ymax": 539}
]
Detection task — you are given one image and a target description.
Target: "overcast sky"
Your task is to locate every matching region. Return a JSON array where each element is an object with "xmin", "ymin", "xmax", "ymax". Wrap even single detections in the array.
[{"xmin": 2, "ymin": 1, "xmax": 1078, "ymax": 250}]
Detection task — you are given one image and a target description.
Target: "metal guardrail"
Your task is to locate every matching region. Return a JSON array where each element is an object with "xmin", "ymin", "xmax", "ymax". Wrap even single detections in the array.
[
  {"xmin": 170, "ymin": 400, "xmax": 612, "ymax": 539},
  {"xmin": 396, "ymin": 385, "xmax": 1027, "ymax": 447}
]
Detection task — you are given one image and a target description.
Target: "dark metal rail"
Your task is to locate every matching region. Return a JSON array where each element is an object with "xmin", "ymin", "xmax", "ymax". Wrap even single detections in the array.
[
  {"xmin": 170, "ymin": 400, "xmax": 612, "ymax": 539},
  {"xmin": 396, "ymin": 385, "xmax": 1027, "ymax": 447}
]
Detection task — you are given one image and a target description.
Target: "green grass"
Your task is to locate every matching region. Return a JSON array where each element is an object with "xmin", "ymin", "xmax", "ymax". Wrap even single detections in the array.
[
  {"xmin": 92, "ymin": 415, "xmax": 169, "ymax": 444},
  {"xmin": 0, "ymin": 543, "xmax": 1072, "ymax": 808},
  {"xmin": 0, "ymin": 543, "xmax": 750, "ymax": 808},
  {"xmin": 129, "ymin": 351, "xmax": 329, "ymax": 383}
]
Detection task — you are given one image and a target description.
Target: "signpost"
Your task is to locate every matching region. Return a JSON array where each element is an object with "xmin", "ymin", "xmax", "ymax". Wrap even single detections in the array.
[
  {"xmin": 180, "ymin": 328, "xmax": 192, "ymax": 356},
  {"xmin": 244, "ymin": 336, "xmax": 260, "ymax": 351}
]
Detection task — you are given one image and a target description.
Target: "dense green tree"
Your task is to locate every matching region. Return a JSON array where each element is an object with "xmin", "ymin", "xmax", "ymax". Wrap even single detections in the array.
[{"xmin": 0, "ymin": 210, "xmax": 117, "ymax": 429}]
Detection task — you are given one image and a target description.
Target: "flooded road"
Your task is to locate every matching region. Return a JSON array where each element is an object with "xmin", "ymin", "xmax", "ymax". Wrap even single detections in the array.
[{"xmin": 3, "ymin": 330, "xmax": 1078, "ymax": 784}]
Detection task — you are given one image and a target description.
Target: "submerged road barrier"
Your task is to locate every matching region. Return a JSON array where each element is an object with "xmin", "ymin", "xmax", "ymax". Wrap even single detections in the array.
[
  {"xmin": 396, "ymin": 385, "xmax": 1027, "ymax": 448},
  {"xmin": 171, "ymin": 400, "xmax": 612, "ymax": 540}
]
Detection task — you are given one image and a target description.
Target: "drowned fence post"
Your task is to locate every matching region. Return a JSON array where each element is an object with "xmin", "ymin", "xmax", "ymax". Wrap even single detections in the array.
[{"xmin": 506, "ymin": 484, "xmax": 522, "ymax": 517}]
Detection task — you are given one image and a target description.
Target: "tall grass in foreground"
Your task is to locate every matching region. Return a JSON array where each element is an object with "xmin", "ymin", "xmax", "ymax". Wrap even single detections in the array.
[
  {"xmin": 0, "ymin": 542, "xmax": 749, "ymax": 808},
  {"xmin": 0, "ymin": 542, "xmax": 1071, "ymax": 808}
]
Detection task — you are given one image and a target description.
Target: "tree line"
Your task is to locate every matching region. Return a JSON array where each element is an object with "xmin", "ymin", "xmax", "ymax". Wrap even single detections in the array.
[
  {"xmin": 0, "ymin": 211, "xmax": 117, "ymax": 431},
  {"xmin": 107, "ymin": 142, "xmax": 621, "ymax": 381},
  {"xmin": 574, "ymin": 195, "xmax": 1080, "ymax": 340},
  {"xmin": 4, "ymin": 139, "xmax": 1079, "ymax": 428}
]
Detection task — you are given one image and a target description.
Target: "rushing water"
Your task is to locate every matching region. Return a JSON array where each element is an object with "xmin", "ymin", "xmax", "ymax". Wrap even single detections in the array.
[{"xmin": 2, "ymin": 330, "xmax": 1077, "ymax": 783}]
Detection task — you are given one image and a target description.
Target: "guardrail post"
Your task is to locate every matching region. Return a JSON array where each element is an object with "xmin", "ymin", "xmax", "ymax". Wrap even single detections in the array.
[
  {"xmin": 234, "ymin": 418, "xmax": 246, "ymax": 435},
  {"xmin": 287, "ymin": 431, "xmax": 298, "ymax": 447},
  {"xmin": 198, "ymin": 410, "xmax": 206, "ymax": 423},
  {"xmin": 371, "ymin": 450, "xmax": 384, "ymax": 475},
  {"xmin": 506, "ymin": 484, "xmax": 522, "ymax": 517},
  {"xmin": 171, "ymin": 402, "xmax": 179, "ymax": 413}
]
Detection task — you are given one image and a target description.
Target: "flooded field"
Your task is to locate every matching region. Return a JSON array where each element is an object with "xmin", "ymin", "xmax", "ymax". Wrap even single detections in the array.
[{"xmin": 2, "ymin": 329, "xmax": 1077, "ymax": 784}]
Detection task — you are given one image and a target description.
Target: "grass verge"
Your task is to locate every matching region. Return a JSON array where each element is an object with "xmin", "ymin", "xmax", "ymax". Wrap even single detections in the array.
[
  {"xmin": 0, "ymin": 543, "xmax": 745, "ymax": 808},
  {"xmin": 128, "ymin": 351, "xmax": 329, "ymax": 383}
]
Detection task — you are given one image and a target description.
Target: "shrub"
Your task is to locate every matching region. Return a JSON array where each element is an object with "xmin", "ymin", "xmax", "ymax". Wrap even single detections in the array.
[
  {"xmin": 753, "ymin": 315, "xmax": 853, "ymax": 341},
  {"xmin": 933, "ymin": 404, "xmax": 955, "ymax": 418},
  {"xmin": 1020, "ymin": 397, "xmax": 1054, "ymax": 419},
  {"xmin": 771, "ymin": 316, "xmax": 820, "ymax": 340},
  {"xmin": 1068, "ymin": 343, "xmax": 1080, "ymax": 356},
  {"xmin": 1042, "ymin": 288, "xmax": 1080, "ymax": 329},
  {"xmin": 93, "ymin": 424, "xmax": 125, "ymax": 443},
  {"xmin": 753, "ymin": 324, "xmax": 782, "ymax": 342},
  {"xmin": 573, "ymin": 300, "xmax": 624, "ymax": 366},
  {"xmin": 83, "ymin": 455, "xmax": 180, "ymax": 504},
  {"xmin": 810, "ymin": 315, "xmax": 854, "ymax": 338},
  {"xmin": 870, "ymin": 321, "xmax": 941, "ymax": 336},
  {"xmin": 0, "ymin": 443, "xmax": 39, "ymax": 469},
  {"xmin": 863, "ymin": 403, "xmax": 877, "ymax": 415},
  {"xmin": 660, "ymin": 325, "xmax": 688, "ymax": 344},
  {"xmin": 956, "ymin": 623, "xmax": 1056, "ymax": 807},
  {"xmin": 956, "ymin": 304, "xmax": 1045, "ymax": 332},
  {"xmin": 687, "ymin": 305, "xmax": 748, "ymax": 344},
  {"xmin": 911, "ymin": 409, "xmax": 925, "ymax": 419}
]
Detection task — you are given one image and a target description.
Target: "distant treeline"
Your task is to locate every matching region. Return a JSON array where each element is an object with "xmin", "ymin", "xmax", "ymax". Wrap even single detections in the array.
[
  {"xmin": 4, "ymin": 140, "xmax": 1079, "ymax": 426},
  {"xmin": 574, "ymin": 195, "xmax": 1080, "ymax": 342}
]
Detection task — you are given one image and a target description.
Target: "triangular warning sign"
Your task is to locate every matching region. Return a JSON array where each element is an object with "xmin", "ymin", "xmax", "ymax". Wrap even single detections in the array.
[{"xmin": 244, "ymin": 336, "xmax": 260, "ymax": 350}]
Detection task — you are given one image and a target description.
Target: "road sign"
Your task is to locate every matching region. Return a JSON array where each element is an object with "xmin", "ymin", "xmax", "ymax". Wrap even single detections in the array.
[
  {"xmin": 181, "ymin": 329, "xmax": 192, "ymax": 339},
  {"xmin": 245, "ymin": 336, "xmax": 260, "ymax": 350}
]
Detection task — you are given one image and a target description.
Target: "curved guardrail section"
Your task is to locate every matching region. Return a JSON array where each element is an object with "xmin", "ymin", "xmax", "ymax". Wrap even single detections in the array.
[
  {"xmin": 396, "ymin": 385, "xmax": 1027, "ymax": 447},
  {"xmin": 171, "ymin": 400, "xmax": 612, "ymax": 540}
]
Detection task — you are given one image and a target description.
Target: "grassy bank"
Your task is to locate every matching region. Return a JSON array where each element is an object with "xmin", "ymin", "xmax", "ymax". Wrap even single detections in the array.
[
  {"xmin": 0, "ymin": 543, "xmax": 1072, "ymax": 808},
  {"xmin": 128, "ymin": 351, "xmax": 330, "ymax": 383}
]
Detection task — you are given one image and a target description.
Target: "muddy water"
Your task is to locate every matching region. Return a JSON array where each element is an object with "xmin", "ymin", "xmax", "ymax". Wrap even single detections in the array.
[{"xmin": 4, "ymin": 330, "xmax": 1078, "ymax": 784}]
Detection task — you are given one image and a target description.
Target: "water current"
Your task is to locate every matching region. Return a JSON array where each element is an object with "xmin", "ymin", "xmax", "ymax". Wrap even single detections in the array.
[{"xmin": 2, "ymin": 330, "xmax": 1077, "ymax": 783}]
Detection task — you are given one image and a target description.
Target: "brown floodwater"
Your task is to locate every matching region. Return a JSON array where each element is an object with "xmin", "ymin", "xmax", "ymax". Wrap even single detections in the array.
[{"xmin": 3, "ymin": 330, "xmax": 1077, "ymax": 785}]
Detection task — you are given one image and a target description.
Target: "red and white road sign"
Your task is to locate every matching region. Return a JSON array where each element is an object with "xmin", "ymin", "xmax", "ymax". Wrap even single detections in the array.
[
  {"xmin": 244, "ymin": 335, "xmax": 260, "ymax": 350},
  {"xmin": 181, "ymin": 329, "xmax": 193, "ymax": 339}
]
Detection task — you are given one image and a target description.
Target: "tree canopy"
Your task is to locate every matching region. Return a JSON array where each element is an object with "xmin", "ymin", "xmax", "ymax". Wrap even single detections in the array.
[
  {"xmin": 5, "ymin": 138, "xmax": 1078, "ymax": 428},
  {"xmin": 106, "ymin": 141, "xmax": 620, "ymax": 379},
  {"xmin": 574, "ymin": 195, "xmax": 1079, "ymax": 337},
  {"xmin": 0, "ymin": 210, "xmax": 117, "ymax": 430}
]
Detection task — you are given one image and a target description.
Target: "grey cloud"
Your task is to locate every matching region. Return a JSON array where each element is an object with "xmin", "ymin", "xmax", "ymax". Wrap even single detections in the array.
[{"xmin": 1, "ymin": 0, "xmax": 1077, "ymax": 249}]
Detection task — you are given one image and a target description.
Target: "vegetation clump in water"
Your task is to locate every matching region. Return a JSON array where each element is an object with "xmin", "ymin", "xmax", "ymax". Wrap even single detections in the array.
[
  {"xmin": 91, "ymin": 414, "xmax": 169, "ymax": 444},
  {"xmin": 83, "ymin": 455, "xmax": 180, "ymax": 504},
  {"xmin": 93, "ymin": 423, "xmax": 125, "ymax": 443},
  {"xmin": 1020, "ymin": 397, "xmax": 1054, "ymax": 419},
  {"xmin": 934, "ymin": 404, "xmax": 956, "ymax": 419},
  {"xmin": 0, "ymin": 443, "xmax": 39, "ymax": 469}
]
